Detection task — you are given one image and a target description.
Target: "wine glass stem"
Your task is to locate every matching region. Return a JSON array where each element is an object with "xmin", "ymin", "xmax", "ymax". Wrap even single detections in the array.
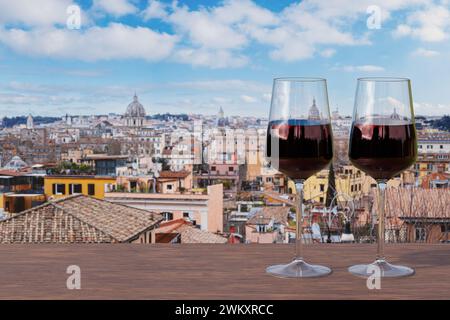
[
  {"xmin": 377, "ymin": 181, "xmax": 387, "ymax": 261},
  {"xmin": 294, "ymin": 180, "xmax": 305, "ymax": 261}
]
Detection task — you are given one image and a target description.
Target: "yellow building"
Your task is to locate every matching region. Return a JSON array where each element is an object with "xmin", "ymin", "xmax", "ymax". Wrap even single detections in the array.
[
  {"xmin": 287, "ymin": 165, "xmax": 372, "ymax": 204},
  {"xmin": 287, "ymin": 164, "xmax": 414, "ymax": 205},
  {"xmin": 44, "ymin": 176, "xmax": 116, "ymax": 200},
  {"xmin": 414, "ymin": 154, "xmax": 449, "ymax": 183}
]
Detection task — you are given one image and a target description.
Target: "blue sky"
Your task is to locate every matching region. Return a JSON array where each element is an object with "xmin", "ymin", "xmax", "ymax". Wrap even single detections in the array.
[{"xmin": 0, "ymin": 0, "xmax": 449, "ymax": 117}]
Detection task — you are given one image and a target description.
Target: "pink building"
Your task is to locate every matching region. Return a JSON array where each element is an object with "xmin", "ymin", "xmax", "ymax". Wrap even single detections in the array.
[
  {"xmin": 194, "ymin": 163, "xmax": 243, "ymax": 194},
  {"xmin": 245, "ymin": 207, "xmax": 290, "ymax": 244},
  {"xmin": 105, "ymin": 184, "xmax": 223, "ymax": 233}
]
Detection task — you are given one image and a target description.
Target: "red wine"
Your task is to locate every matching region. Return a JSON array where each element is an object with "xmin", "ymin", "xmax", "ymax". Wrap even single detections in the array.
[
  {"xmin": 266, "ymin": 120, "xmax": 333, "ymax": 180},
  {"xmin": 349, "ymin": 120, "xmax": 417, "ymax": 180}
]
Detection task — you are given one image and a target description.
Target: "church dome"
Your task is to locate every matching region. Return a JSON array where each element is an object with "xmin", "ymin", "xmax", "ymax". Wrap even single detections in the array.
[
  {"xmin": 125, "ymin": 94, "xmax": 146, "ymax": 118},
  {"xmin": 4, "ymin": 156, "xmax": 27, "ymax": 170},
  {"xmin": 308, "ymin": 98, "xmax": 321, "ymax": 120}
]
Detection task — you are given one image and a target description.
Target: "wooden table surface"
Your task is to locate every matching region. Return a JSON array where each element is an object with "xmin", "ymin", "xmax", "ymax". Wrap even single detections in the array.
[{"xmin": 0, "ymin": 244, "xmax": 448, "ymax": 300}]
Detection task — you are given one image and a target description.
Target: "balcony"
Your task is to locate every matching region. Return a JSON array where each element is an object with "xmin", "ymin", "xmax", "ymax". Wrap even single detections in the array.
[{"xmin": 0, "ymin": 244, "xmax": 447, "ymax": 299}]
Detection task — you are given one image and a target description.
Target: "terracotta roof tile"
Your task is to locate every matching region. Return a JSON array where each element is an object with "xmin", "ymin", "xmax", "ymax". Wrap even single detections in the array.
[
  {"xmin": 0, "ymin": 195, "xmax": 163, "ymax": 243},
  {"xmin": 247, "ymin": 206, "xmax": 290, "ymax": 225},
  {"xmin": 159, "ymin": 171, "xmax": 190, "ymax": 179},
  {"xmin": 157, "ymin": 219, "xmax": 227, "ymax": 244}
]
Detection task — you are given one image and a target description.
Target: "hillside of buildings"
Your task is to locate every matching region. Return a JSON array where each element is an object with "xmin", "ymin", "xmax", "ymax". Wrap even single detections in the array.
[{"xmin": 0, "ymin": 96, "xmax": 448, "ymax": 244}]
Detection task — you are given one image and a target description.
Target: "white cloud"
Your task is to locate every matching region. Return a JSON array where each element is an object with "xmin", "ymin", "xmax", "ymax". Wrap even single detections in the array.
[
  {"xmin": 333, "ymin": 64, "xmax": 385, "ymax": 72},
  {"xmin": 92, "ymin": 0, "xmax": 137, "ymax": 17},
  {"xmin": 262, "ymin": 93, "xmax": 272, "ymax": 102},
  {"xmin": 0, "ymin": 23, "xmax": 178, "ymax": 61},
  {"xmin": 168, "ymin": 80, "xmax": 270, "ymax": 93},
  {"xmin": 168, "ymin": 4, "xmax": 247, "ymax": 50},
  {"xmin": 240, "ymin": 95, "xmax": 257, "ymax": 103},
  {"xmin": 212, "ymin": 0, "xmax": 278, "ymax": 26},
  {"xmin": 392, "ymin": 4, "xmax": 450, "ymax": 42},
  {"xmin": 393, "ymin": 24, "xmax": 412, "ymax": 38},
  {"xmin": 142, "ymin": 0, "xmax": 168, "ymax": 20},
  {"xmin": 0, "ymin": 0, "xmax": 74, "ymax": 26},
  {"xmin": 0, "ymin": 0, "xmax": 446, "ymax": 69},
  {"xmin": 172, "ymin": 48, "xmax": 248, "ymax": 68},
  {"xmin": 320, "ymin": 48, "xmax": 336, "ymax": 58},
  {"xmin": 412, "ymin": 48, "xmax": 440, "ymax": 57},
  {"xmin": 415, "ymin": 102, "xmax": 450, "ymax": 116}
]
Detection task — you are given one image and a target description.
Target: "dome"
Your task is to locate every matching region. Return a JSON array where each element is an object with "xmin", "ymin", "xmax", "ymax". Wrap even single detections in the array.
[
  {"xmin": 308, "ymin": 98, "xmax": 321, "ymax": 120},
  {"xmin": 4, "ymin": 156, "xmax": 27, "ymax": 170},
  {"xmin": 125, "ymin": 94, "xmax": 146, "ymax": 118}
]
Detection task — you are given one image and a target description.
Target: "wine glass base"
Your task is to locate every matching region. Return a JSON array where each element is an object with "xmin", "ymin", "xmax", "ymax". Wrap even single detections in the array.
[
  {"xmin": 266, "ymin": 259, "xmax": 332, "ymax": 278},
  {"xmin": 348, "ymin": 259, "xmax": 414, "ymax": 278}
]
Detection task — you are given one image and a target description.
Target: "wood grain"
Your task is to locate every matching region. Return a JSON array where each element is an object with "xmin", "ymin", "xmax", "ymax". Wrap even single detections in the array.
[{"xmin": 0, "ymin": 244, "xmax": 448, "ymax": 300}]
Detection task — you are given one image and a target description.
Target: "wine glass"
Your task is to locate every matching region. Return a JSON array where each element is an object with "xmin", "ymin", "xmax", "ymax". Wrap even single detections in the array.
[
  {"xmin": 348, "ymin": 77, "xmax": 417, "ymax": 277},
  {"xmin": 266, "ymin": 77, "xmax": 333, "ymax": 278}
]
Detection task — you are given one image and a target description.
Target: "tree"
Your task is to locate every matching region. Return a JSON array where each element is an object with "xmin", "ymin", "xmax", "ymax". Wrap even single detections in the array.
[
  {"xmin": 431, "ymin": 115, "xmax": 450, "ymax": 131},
  {"xmin": 325, "ymin": 163, "xmax": 336, "ymax": 207},
  {"xmin": 325, "ymin": 163, "xmax": 337, "ymax": 243}
]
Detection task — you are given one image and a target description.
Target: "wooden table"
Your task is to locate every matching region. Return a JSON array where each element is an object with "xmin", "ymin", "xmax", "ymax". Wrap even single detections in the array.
[{"xmin": 0, "ymin": 244, "xmax": 448, "ymax": 299}]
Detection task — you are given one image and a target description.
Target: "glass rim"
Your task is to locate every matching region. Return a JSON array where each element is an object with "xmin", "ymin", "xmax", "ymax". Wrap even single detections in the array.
[
  {"xmin": 273, "ymin": 77, "xmax": 326, "ymax": 83},
  {"xmin": 357, "ymin": 77, "xmax": 410, "ymax": 82}
]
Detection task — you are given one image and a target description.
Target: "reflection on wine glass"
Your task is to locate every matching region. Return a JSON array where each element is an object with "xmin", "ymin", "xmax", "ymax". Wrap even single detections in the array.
[
  {"xmin": 266, "ymin": 78, "xmax": 333, "ymax": 278},
  {"xmin": 348, "ymin": 77, "xmax": 417, "ymax": 277}
]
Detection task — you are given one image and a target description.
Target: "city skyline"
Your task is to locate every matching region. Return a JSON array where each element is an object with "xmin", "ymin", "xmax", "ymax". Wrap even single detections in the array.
[{"xmin": 0, "ymin": 0, "xmax": 450, "ymax": 117}]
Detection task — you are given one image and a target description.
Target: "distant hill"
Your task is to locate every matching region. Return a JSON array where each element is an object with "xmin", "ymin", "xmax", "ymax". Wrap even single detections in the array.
[
  {"xmin": 148, "ymin": 113, "xmax": 189, "ymax": 121},
  {"xmin": 430, "ymin": 115, "xmax": 450, "ymax": 132},
  {"xmin": 1, "ymin": 116, "xmax": 60, "ymax": 128}
]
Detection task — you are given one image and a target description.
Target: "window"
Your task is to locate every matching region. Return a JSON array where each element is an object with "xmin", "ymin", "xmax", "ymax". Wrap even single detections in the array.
[
  {"xmin": 69, "ymin": 184, "xmax": 82, "ymax": 194},
  {"xmin": 183, "ymin": 212, "xmax": 190, "ymax": 218},
  {"xmin": 319, "ymin": 184, "xmax": 325, "ymax": 192},
  {"xmin": 88, "ymin": 184, "xmax": 95, "ymax": 196},
  {"xmin": 319, "ymin": 197, "xmax": 324, "ymax": 203},
  {"xmin": 228, "ymin": 166, "xmax": 234, "ymax": 172},
  {"xmin": 415, "ymin": 227, "xmax": 427, "ymax": 242},
  {"xmin": 440, "ymin": 145, "xmax": 444, "ymax": 149},
  {"xmin": 162, "ymin": 212, "xmax": 173, "ymax": 221},
  {"xmin": 167, "ymin": 184, "xmax": 173, "ymax": 190},
  {"xmin": 53, "ymin": 183, "xmax": 65, "ymax": 195},
  {"xmin": 257, "ymin": 224, "xmax": 267, "ymax": 233},
  {"xmin": 211, "ymin": 166, "xmax": 216, "ymax": 171}
]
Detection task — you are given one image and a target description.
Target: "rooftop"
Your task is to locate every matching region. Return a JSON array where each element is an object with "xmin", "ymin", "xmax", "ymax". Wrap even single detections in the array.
[
  {"xmin": 157, "ymin": 219, "xmax": 227, "ymax": 244},
  {"xmin": 247, "ymin": 206, "xmax": 291, "ymax": 225},
  {"xmin": 83, "ymin": 154, "xmax": 129, "ymax": 160},
  {"xmin": 0, "ymin": 195, "xmax": 162, "ymax": 243},
  {"xmin": 45, "ymin": 175, "xmax": 116, "ymax": 180},
  {"xmin": 158, "ymin": 170, "xmax": 191, "ymax": 179}
]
